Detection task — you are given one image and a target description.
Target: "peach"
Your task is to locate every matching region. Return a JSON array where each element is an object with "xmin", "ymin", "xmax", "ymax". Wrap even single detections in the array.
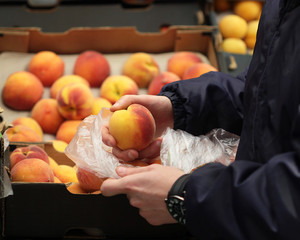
[
  {"xmin": 91, "ymin": 97, "xmax": 112, "ymax": 115},
  {"xmin": 67, "ymin": 182, "xmax": 88, "ymax": 194},
  {"xmin": 10, "ymin": 145, "xmax": 49, "ymax": 169},
  {"xmin": 53, "ymin": 164, "xmax": 78, "ymax": 183},
  {"xmin": 50, "ymin": 74, "xmax": 90, "ymax": 99},
  {"xmin": 73, "ymin": 50, "xmax": 110, "ymax": 87},
  {"xmin": 5, "ymin": 125, "xmax": 42, "ymax": 142},
  {"xmin": 56, "ymin": 83, "xmax": 94, "ymax": 120},
  {"xmin": 31, "ymin": 98, "xmax": 65, "ymax": 134},
  {"xmin": 28, "ymin": 51, "xmax": 65, "ymax": 87},
  {"xmin": 122, "ymin": 52, "xmax": 160, "ymax": 88},
  {"xmin": 51, "ymin": 140, "xmax": 68, "ymax": 153},
  {"xmin": 148, "ymin": 71, "xmax": 180, "ymax": 95},
  {"xmin": 76, "ymin": 167, "xmax": 106, "ymax": 192},
  {"xmin": 167, "ymin": 52, "xmax": 203, "ymax": 79},
  {"xmin": 182, "ymin": 63, "xmax": 218, "ymax": 80},
  {"xmin": 2, "ymin": 71, "xmax": 44, "ymax": 110},
  {"xmin": 11, "ymin": 158, "xmax": 54, "ymax": 183},
  {"xmin": 12, "ymin": 117, "xmax": 43, "ymax": 139},
  {"xmin": 99, "ymin": 75, "xmax": 139, "ymax": 104},
  {"xmin": 109, "ymin": 104, "xmax": 156, "ymax": 151},
  {"xmin": 56, "ymin": 120, "xmax": 82, "ymax": 144},
  {"xmin": 48, "ymin": 156, "xmax": 59, "ymax": 171},
  {"xmin": 54, "ymin": 176, "xmax": 62, "ymax": 183}
]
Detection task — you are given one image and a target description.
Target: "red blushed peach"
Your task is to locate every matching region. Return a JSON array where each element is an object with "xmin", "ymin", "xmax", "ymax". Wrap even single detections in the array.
[
  {"xmin": 91, "ymin": 97, "xmax": 112, "ymax": 115},
  {"xmin": 28, "ymin": 51, "xmax": 65, "ymax": 87},
  {"xmin": 109, "ymin": 104, "xmax": 156, "ymax": 151},
  {"xmin": 12, "ymin": 117, "xmax": 43, "ymax": 139},
  {"xmin": 122, "ymin": 52, "xmax": 160, "ymax": 88},
  {"xmin": 56, "ymin": 120, "xmax": 82, "ymax": 144},
  {"xmin": 2, "ymin": 71, "xmax": 44, "ymax": 111},
  {"xmin": 10, "ymin": 145, "xmax": 49, "ymax": 169},
  {"xmin": 56, "ymin": 83, "xmax": 94, "ymax": 120},
  {"xmin": 50, "ymin": 74, "xmax": 90, "ymax": 99},
  {"xmin": 167, "ymin": 51, "xmax": 203, "ymax": 79},
  {"xmin": 100, "ymin": 75, "xmax": 139, "ymax": 104},
  {"xmin": 148, "ymin": 71, "xmax": 180, "ymax": 95},
  {"xmin": 73, "ymin": 50, "xmax": 110, "ymax": 87},
  {"xmin": 11, "ymin": 158, "xmax": 54, "ymax": 183},
  {"xmin": 182, "ymin": 63, "xmax": 218, "ymax": 80},
  {"xmin": 76, "ymin": 167, "xmax": 106, "ymax": 192},
  {"xmin": 5, "ymin": 125, "xmax": 42, "ymax": 142},
  {"xmin": 31, "ymin": 98, "xmax": 65, "ymax": 134}
]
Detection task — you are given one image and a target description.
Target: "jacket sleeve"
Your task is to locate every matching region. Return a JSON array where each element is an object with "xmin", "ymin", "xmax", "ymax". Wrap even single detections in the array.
[
  {"xmin": 184, "ymin": 106, "xmax": 300, "ymax": 239},
  {"xmin": 158, "ymin": 70, "xmax": 246, "ymax": 136}
]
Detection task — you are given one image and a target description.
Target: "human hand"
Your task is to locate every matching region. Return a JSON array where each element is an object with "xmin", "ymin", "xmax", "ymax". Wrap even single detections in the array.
[
  {"xmin": 100, "ymin": 164, "xmax": 185, "ymax": 225},
  {"xmin": 102, "ymin": 95, "xmax": 174, "ymax": 161}
]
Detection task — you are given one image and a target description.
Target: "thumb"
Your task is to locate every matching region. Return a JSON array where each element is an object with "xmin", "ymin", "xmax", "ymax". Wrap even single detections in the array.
[{"xmin": 100, "ymin": 178, "xmax": 125, "ymax": 197}]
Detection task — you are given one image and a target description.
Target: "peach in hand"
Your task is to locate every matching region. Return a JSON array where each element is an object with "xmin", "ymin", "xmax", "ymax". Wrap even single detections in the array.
[
  {"xmin": 12, "ymin": 117, "xmax": 43, "ymax": 139},
  {"xmin": 122, "ymin": 52, "xmax": 160, "ymax": 88},
  {"xmin": 2, "ymin": 71, "xmax": 44, "ymax": 110},
  {"xmin": 28, "ymin": 51, "xmax": 65, "ymax": 87},
  {"xmin": 56, "ymin": 83, "xmax": 94, "ymax": 120},
  {"xmin": 11, "ymin": 158, "xmax": 54, "ymax": 183},
  {"xmin": 5, "ymin": 125, "xmax": 42, "ymax": 142},
  {"xmin": 10, "ymin": 145, "xmax": 49, "ymax": 169},
  {"xmin": 148, "ymin": 71, "xmax": 180, "ymax": 95},
  {"xmin": 73, "ymin": 50, "xmax": 110, "ymax": 87},
  {"xmin": 182, "ymin": 63, "xmax": 218, "ymax": 80},
  {"xmin": 100, "ymin": 75, "xmax": 139, "ymax": 104},
  {"xmin": 109, "ymin": 104, "xmax": 156, "ymax": 151}
]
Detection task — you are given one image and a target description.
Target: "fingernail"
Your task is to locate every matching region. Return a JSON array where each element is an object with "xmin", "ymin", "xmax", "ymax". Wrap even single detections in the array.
[
  {"xmin": 128, "ymin": 152, "xmax": 135, "ymax": 160},
  {"xmin": 113, "ymin": 102, "xmax": 120, "ymax": 108},
  {"xmin": 117, "ymin": 166, "xmax": 126, "ymax": 175}
]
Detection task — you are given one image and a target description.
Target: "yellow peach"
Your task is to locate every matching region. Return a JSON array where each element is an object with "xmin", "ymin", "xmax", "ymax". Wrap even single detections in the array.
[
  {"xmin": 12, "ymin": 117, "xmax": 43, "ymax": 139},
  {"xmin": 91, "ymin": 97, "xmax": 112, "ymax": 115},
  {"xmin": 53, "ymin": 164, "xmax": 78, "ymax": 183},
  {"xmin": 56, "ymin": 120, "xmax": 82, "ymax": 144},
  {"xmin": 6, "ymin": 125, "xmax": 42, "ymax": 142}
]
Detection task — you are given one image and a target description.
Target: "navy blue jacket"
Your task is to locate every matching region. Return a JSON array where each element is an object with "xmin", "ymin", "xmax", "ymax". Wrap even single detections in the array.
[{"xmin": 159, "ymin": 0, "xmax": 300, "ymax": 239}]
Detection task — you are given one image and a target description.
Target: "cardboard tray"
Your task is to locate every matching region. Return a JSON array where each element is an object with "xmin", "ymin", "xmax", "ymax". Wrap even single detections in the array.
[{"xmin": 0, "ymin": 26, "xmax": 217, "ymax": 239}]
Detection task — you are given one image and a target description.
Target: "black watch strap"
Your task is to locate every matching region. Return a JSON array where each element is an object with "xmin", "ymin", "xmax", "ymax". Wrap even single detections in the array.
[{"xmin": 168, "ymin": 174, "xmax": 191, "ymax": 197}]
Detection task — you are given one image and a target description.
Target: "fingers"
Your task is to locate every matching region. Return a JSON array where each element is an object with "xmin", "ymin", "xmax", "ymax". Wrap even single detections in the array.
[
  {"xmin": 112, "ymin": 148, "xmax": 139, "ymax": 161},
  {"xmin": 139, "ymin": 138, "xmax": 162, "ymax": 159},
  {"xmin": 101, "ymin": 125, "xmax": 117, "ymax": 148},
  {"xmin": 100, "ymin": 178, "xmax": 125, "ymax": 197},
  {"xmin": 116, "ymin": 165, "xmax": 152, "ymax": 177},
  {"xmin": 110, "ymin": 95, "xmax": 138, "ymax": 111}
]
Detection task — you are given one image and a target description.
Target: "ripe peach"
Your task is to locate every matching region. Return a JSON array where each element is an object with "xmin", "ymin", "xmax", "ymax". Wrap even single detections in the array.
[
  {"xmin": 56, "ymin": 83, "xmax": 94, "ymax": 120},
  {"xmin": 109, "ymin": 104, "xmax": 156, "ymax": 151},
  {"xmin": 10, "ymin": 145, "xmax": 49, "ymax": 169},
  {"xmin": 73, "ymin": 50, "xmax": 110, "ymax": 87},
  {"xmin": 76, "ymin": 167, "xmax": 106, "ymax": 192},
  {"xmin": 28, "ymin": 51, "xmax": 65, "ymax": 87},
  {"xmin": 31, "ymin": 98, "xmax": 65, "ymax": 134},
  {"xmin": 67, "ymin": 182, "xmax": 88, "ymax": 194},
  {"xmin": 183, "ymin": 63, "xmax": 218, "ymax": 80},
  {"xmin": 56, "ymin": 120, "xmax": 82, "ymax": 144},
  {"xmin": 167, "ymin": 52, "xmax": 203, "ymax": 79},
  {"xmin": 48, "ymin": 156, "xmax": 59, "ymax": 171},
  {"xmin": 50, "ymin": 74, "xmax": 90, "ymax": 99},
  {"xmin": 6, "ymin": 125, "xmax": 42, "ymax": 142},
  {"xmin": 122, "ymin": 52, "xmax": 160, "ymax": 88},
  {"xmin": 148, "ymin": 71, "xmax": 180, "ymax": 95},
  {"xmin": 2, "ymin": 71, "xmax": 44, "ymax": 110},
  {"xmin": 100, "ymin": 75, "xmax": 139, "ymax": 104},
  {"xmin": 12, "ymin": 117, "xmax": 43, "ymax": 139},
  {"xmin": 11, "ymin": 158, "xmax": 54, "ymax": 183},
  {"xmin": 91, "ymin": 97, "xmax": 112, "ymax": 115},
  {"xmin": 53, "ymin": 164, "xmax": 78, "ymax": 183}
]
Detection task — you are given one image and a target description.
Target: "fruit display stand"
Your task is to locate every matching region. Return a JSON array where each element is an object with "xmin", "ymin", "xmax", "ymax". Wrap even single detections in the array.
[{"xmin": 0, "ymin": 23, "xmax": 218, "ymax": 239}]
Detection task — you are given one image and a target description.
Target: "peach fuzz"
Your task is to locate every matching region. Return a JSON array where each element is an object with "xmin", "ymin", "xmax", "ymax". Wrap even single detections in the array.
[
  {"xmin": 56, "ymin": 120, "xmax": 82, "ymax": 144},
  {"xmin": 28, "ymin": 51, "xmax": 65, "ymax": 87},
  {"xmin": 5, "ymin": 125, "xmax": 42, "ymax": 142},
  {"xmin": 91, "ymin": 97, "xmax": 112, "ymax": 115},
  {"xmin": 12, "ymin": 117, "xmax": 43, "ymax": 139},
  {"xmin": 53, "ymin": 164, "xmax": 78, "ymax": 183},
  {"xmin": 11, "ymin": 158, "xmax": 54, "ymax": 183},
  {"xmin": 31, "ymin": 98, "xmax": 65, "ymax": 134},
  {"xmin": 182, "ymin": 63, "xmax": 218, "ymax": 80},
  {"xmin": 2, "ymin": 71, "xmax": 44, "ymax": 111},
  {"xmin": 56, "ymin": 83, "xmax": 94, "ymax": 120},
  {"xmin": 10, "ymin": 145, "xmax": 49, "ymax": 169},
  {"xmin": 148, "ymin": 71, "xmax": 180, "ymax": 95},
  {"xmin": 76, "ymin": 167, "xmax": 106, "ymax": 192},
  {"xmin": 50, "ymin": 74, "xmax": 90, "ymax": 99},
  {"xmin": 167, "ymin": 51, "xmax": 203, "ymax": 79},
  {"xmin": 73, "ymin": 50, "xmax": 110, "ymax": 87},
  {"xmin": 109, "ymin": 104, "xmax": 156, "ymax": 151},
  {"xmin": 122, "ymin": 52, "xmax": 160, "ymax": 88},
  {"xmin": 100, "ymin": 75, "xmax": 139, "ymax": 104}
]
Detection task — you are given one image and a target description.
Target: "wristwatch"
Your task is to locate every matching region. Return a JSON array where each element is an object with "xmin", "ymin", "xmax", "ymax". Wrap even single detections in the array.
[{"xmin": 165, "ymin": 174, "xmax": 190, "ymax": 225}]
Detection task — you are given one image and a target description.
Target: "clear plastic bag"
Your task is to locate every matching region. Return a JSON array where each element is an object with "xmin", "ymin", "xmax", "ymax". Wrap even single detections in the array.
[{"xmin": 65, "ymin": 108, "xmax": 240, "ymax": 178}]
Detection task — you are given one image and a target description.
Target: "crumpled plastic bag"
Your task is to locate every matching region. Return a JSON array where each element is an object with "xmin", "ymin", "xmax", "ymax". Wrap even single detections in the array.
[
  {"xmin": 1, "ymin": 132, "xmax": 13, "ymax": 198},
  {"xmin": 65, "ymin": 108, "xmax": 240, "ymax": 178}
]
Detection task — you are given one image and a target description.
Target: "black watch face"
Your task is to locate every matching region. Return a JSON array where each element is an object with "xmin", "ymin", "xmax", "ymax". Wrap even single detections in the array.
[{"xmin": 166, "ymin": 195, "xmax": 186, "ymax": 224}]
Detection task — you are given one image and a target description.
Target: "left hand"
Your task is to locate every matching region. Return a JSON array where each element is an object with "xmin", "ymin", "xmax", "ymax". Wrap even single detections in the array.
[{"xmin": 101, "ymin": 164, "xmax": 185, "ymax": 225}]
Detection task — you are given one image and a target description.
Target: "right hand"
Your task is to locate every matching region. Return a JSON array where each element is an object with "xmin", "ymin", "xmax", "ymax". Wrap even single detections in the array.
[{"xmin": 102, "ymin": 95, "xmax": 174, "ymax": 162}]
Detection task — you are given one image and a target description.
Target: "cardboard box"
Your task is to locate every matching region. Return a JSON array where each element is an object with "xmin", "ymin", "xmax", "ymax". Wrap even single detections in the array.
[{"xmin": 0, "ymin": 25, "xmax": 218, "ymax": 239}]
